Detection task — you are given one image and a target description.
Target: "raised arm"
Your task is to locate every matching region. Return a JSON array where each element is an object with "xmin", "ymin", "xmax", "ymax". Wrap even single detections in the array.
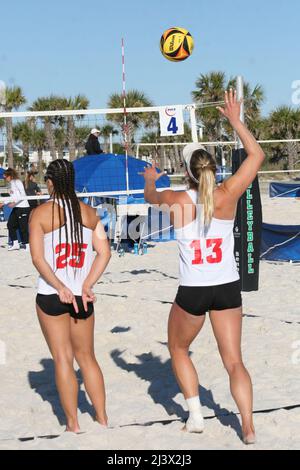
[
  {"xmin": 143, "ymin": 166, "xmax": 181, "ymax": 208},
  {"xmin": 217, "ymin": 89, "xmax": 265, "ymax": 200}
]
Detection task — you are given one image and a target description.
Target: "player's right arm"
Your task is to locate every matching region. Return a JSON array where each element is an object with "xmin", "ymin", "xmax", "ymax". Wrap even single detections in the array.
[{"xmin": 217, "ymin": 89, "xmax": 265, "ymax": 201}]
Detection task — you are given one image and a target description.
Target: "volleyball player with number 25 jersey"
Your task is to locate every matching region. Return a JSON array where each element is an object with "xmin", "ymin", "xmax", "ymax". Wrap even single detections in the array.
[
  {"xmin": 143, "ymin": 89, "xmax": 265, "ymax": 445},
  {"xmin": 29, "ymin": 159, "xmax": 111, "ymax": 433}
]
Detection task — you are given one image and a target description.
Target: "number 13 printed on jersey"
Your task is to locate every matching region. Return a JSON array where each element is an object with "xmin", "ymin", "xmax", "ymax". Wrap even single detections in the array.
[{"xmin": 190, "ymin": 238, "xmax": 223, "ymax": 265}]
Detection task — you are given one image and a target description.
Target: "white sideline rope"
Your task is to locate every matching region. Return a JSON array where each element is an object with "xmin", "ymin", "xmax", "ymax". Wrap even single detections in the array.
[
  {"xmin": 141, "ymin": 225, "xmax": 173, "ymax": 241},
  {"xmin": 260, "ymin": 230, "xmax": 300, "ymax": 258},
  {"xmin": 270, "ymin": 186, "xmax": 300, "ymax": 199}
]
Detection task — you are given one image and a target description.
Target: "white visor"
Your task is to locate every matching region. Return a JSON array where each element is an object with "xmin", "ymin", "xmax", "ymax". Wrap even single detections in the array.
[{"xmin": 183, "ymin": 143, "xmax": 207, "ymax": 184}]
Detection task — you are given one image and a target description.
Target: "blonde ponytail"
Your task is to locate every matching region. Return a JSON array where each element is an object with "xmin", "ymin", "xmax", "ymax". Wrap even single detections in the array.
[
  {"xmin": 187, "ymin": 149, "xmax": 217, "ymax": 228},
  {"xmin": 198, "ymin": 167, "xmax": 215, "ymax": 226}
]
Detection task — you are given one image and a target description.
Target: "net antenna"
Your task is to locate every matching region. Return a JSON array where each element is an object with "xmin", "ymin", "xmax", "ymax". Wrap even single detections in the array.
[{"xmin": 121, "ymin": 38, "xmax": 130, "ymax": 194}]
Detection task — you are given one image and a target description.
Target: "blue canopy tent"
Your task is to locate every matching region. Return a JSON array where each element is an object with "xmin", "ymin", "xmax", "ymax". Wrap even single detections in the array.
[
  {"xmin": 261, "ymin": 223, "xmax": 300, "ymax": 262},
  {"xmin": 269, "ymin": 182, "xmax": 300, "ymax": 198},
  {"xmin": 73, "ymin": 154, "xmax": 170, "ymax": 197},
  {"xmin": 73, "ymin": 154, "xmax": 171, "ymax": 245}
]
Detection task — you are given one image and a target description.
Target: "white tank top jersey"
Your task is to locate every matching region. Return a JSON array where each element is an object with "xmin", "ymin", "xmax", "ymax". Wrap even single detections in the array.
[
  {"xmin": 37, "ymin": 201, "xmax": 94, "ymax": 296},
  {"xmin": 9, "ymin": 179, "xmax": 30, "ymax": 208},
  {"xmin": 175, "ymin": 190, "xmax": 239, "ymax": 287}
]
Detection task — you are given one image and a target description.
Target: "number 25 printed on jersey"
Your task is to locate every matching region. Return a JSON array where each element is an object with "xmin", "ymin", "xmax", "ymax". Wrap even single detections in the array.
[
  {"xmin": 55, "ymin": 243, "xmax": 88, "ymax": 269},
  {"xmin": 190, "ymin": 238, "xmax": 223, "ymax": 265}
]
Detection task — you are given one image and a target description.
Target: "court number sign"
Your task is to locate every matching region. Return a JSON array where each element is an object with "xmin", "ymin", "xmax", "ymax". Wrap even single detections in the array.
[{"xmin": 159, "ymin": 106, "xmax": 184, "ymax": 137}]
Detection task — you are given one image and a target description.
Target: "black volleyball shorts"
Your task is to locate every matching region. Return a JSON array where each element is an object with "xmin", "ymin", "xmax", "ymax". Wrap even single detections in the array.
[
  {"xmin": 175, "ymin": 280, "xmax": 242, "ymax": 316},
  {"xmin": 36, "ymin": 294, "xmax": 94, "ymax": 320}
]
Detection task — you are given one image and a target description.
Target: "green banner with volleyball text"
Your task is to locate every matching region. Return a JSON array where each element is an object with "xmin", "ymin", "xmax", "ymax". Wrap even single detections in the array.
[{"xmin": 232, "ymin": 149, "xmax": 262, "ymax": 292}]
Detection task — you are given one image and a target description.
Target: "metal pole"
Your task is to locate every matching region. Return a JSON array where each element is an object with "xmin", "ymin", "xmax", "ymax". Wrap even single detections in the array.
[
  {"xmin": 236, "ymin": 75, "xmax": 244, "ymax": 149},
  {"xmin": 121, "ymin": 38, "xmax": 129, "ymax": 193},
  {"xmin": 109, "ymin": 132, "xmax": 113, "ymax": 153},
  {"xmin": 0, "ymin": 81, "xmax": 6, "ymax": 167},
  {"xmin": 189, "ymin": 106, "xmax": 198, "ymax": 143}
]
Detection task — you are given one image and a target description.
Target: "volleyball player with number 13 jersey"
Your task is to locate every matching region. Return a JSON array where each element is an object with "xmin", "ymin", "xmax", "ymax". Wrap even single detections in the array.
[{"xmin": 143, "ymin": 89, "xmax": 265, "ymax": 445}]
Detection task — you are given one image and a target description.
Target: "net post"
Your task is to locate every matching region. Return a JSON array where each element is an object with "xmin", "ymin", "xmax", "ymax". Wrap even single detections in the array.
[
  {"xmin": 189, "ymin": 106, "xmax": 198, "ymax": 143},
  {"xmin": 109, "ymin": 132, "xmax": 113, "ymax": 153},
  {"xmin": 232, "ymin": 75, "xmax": 262, "ymax": 292},
  {"xmin": 121, "ymin": 37, "xmax": 129, "ymax": 194}
]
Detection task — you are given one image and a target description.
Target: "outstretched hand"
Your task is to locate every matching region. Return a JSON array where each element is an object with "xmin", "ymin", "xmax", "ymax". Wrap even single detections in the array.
[
  {"xmin": 216, "ymin": 88, "xmax": 242, "ymax": 126},
  {"xmin": 140, "ymin": 162, "xmax": 165, "ymax": 182},
  {"xmin": 141, "ymin": 163, "xmax": 165, "ymax": 182}
]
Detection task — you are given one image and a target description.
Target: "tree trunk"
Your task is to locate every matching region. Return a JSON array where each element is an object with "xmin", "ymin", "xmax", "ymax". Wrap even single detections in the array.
[
  {"xmin": 103, "ymin": 137, "xmax": 109, "ymax": 153},
  {"xmin": 77, "ymin": 144, "xmax": 85, "ymax": 157},
  {"xmin": 57, "ymin": 144, "xmax": 64, "ymax": 159},
  {"xmin": 174, "ymin": 145, "xmax": 181, "ymax": 173},
  {"xmin": 67, "ymin": 116, "xmax": 76, "ymax": 161},
  {"xmin": 287, "ymin": 132, "xmax": 297, "ymax": 170},
  {"xmin": 23, "ymin": 142, "xmax": 30, "ymax": 168},
  {"xmin": 5, "ymin": 117, "xmax": 14, "ymax": 168},
  {"xmin": 44, "ymin": 119, "xmax": 56, "ymax": 160},
  {"xmin": 37, "ymin": 149, "xmax": 44, "ymax": 184}
]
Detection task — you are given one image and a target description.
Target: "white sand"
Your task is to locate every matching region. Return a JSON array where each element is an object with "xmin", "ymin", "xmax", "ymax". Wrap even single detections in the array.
[{"xmin": 0, "ymin": 194, "xmax": 300, "ymax": 450}]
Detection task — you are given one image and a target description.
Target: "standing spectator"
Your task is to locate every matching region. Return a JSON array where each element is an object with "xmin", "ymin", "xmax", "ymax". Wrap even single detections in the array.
[
  {"xmin": 85, "ymin": 128, "xmax": 103, "ymax": 155},
  {"xmin": 24, "ymin": 171, "xmax": 42, "ymax": 209},
  {"xmin": 1, "ymin": 168, "xmax": 30, "ymax": 251},
  {"xmin": 29, "ymin": 163, "xmax": 38, "ymax": 173}
]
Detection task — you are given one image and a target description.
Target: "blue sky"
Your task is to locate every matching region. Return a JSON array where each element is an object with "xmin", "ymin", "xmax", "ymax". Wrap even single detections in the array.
[{"xmin": 0, "ymin": 0, "xmax": 299, "ymax": 116}]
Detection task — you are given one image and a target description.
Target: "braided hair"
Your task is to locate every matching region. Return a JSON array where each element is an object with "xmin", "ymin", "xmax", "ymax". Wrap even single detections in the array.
[{"xmin": 45, "ymin": 159, "xmax": 83, "ymax": 271}]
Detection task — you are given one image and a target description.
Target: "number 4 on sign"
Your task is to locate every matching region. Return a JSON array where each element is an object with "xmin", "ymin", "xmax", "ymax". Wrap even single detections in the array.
[{"xmin": 167, "ymin": 117, "xmax": 178, "ymax": 134}]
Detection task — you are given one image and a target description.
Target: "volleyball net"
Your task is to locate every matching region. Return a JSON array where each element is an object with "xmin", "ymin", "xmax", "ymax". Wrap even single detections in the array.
[
  {"xmin": 0, "ymin": 103, "xmax": 299, "ymax": 189},
  {"xmin": 1, "ymin": 101, "xmax": 300, "ymax": 255},
  {"xmin": 0, "ymin": 104, "xmax": 196, "ymax": 170}
]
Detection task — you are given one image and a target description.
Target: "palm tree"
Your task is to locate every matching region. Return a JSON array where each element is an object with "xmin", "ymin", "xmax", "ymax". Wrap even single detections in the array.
[
  {"xmin": 13, "ymin": 121, "xmax": 32, "ymax": 167},
  {"xmin": 54, "ymin": 127, "xmax": 67, "ymax": 159},
  {"xmin": 31, "ymin": 128, "xmax": 47, "ymax": 182},
  {"xmin": 267, "ymin": 107, "xmax": 300, "ymax": 169},
  {"xmin": 192, "ymin": 72, "xmax": 265, "ymax": 144},
  {"xmin": 101, "ymin": 124, "xmax": 118, "ymax": 153},
  {"xmin": 65, "ymin": 95, "xmax": 89, "ymax": 161},
  {"xmin": 140, "ymin": 131, "xmax": 163, "ymax": 166},
  {"xmin": 227, "ymin": 79, "xmax": 265, "ymax": 135},
  {"xmin": 4, "ymin": 86, "xmax": 26, "ymax": 167},
  {"xmin": 75, "ymin": 126, "xmax": 90, "ymax": 157},
  {"xmin": 29, "ymin": 95, "xmax": 64, "ymax": 160},
  {"xmin": 192, "ymin": 72, "xmax": 226, "ymax": 143},
  {"xmin": 107, "ymin": 90, "xmax": 154, "ymax": 154},
  {"xmin": 141, "ymin": 122, "xmax": 192, "ymax": 171}
]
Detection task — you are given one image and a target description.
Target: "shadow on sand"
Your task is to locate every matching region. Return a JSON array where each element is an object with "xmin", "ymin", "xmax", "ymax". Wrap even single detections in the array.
[
  {"xmin": 111, "ymin": 346, "xmax": 242, "ymax": 439},
  {"xmin": 28, "ymin": 358, "xmax": 94, "ymax": 426}
]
